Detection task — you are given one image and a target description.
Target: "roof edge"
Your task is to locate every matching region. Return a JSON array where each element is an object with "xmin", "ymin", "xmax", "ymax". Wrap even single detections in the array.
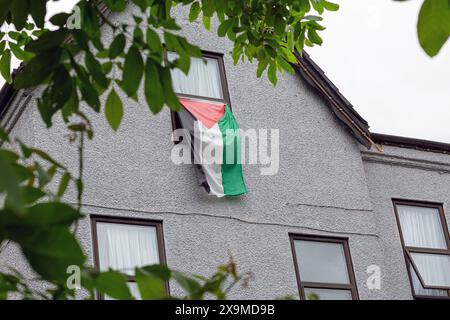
[
  {"xmin": 372, "ymin": 133, "xmax": 450, "ymax": 155},
  {"xmin": 294, "ymin": 51, "xmax": 373, "ymax": 149}
]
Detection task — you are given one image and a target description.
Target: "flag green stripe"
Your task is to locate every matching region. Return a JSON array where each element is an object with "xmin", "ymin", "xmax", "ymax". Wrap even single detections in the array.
[{"xmin": 218, "ymin": 105, "xmax": 247, "ymax": 196}]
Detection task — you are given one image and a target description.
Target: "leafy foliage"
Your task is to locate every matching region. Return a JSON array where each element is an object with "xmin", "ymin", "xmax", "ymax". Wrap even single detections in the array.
[
  {"xmin": 1, "ymin": 0, "xmax": 318, "ymax": 300},
  {"xmin": 0, "ymin": 0, "xmax": 338, "ymax": 131},
  {"xmin": 0, "ymin": 0, "xmax": 446, "ymax": 301},
  {"xmin": 417, "ymin": 0, "xmax": 450, "ymax": 57},
  {"xmin": 393, "ymin": 0, "xmax": 450, "ymax": 57}
]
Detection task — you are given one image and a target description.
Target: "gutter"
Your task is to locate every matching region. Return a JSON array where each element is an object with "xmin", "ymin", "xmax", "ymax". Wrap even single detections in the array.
[{"xmin": 372, "ymin": 133, "xmax": 450, "ymax": 155}]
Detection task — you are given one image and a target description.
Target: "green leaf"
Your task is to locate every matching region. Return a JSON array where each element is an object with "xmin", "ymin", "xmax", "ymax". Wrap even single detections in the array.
[
  {"xmin": 277, "ymin": 56, "xmax": 295, "ymax": 74},
  {"xmin": 9, "ymin": 42, "xmax": 33, "ymax": 61},
  {"xmin": 61, "ymin": 85, "xmax": 79, "ymax": 122},
  {"xmin": 0, "ymin": 203, "xmax": 82, "ymax": 243},
  {"xmin": 120, "ymin": 46, "xmax": 144, "ymax": 97},
  {"xmin": 172, "ymin": 271, "xmax": 203, "ymax": 299},
  {"xmin": 109, "ymin": 34, "xmax": 126, "ymax": 59},
  {"xmin": 0, "ymin": 149, "xmax": 19, "ymax": 163},
  {"xmin": 94, "ymin": 271, "xmax": 133, "ymax": 300},
  {"xmin": 14, "ymin": 48, "xmax": 62, "ymax": 89},
  {"xmin": 164, "ymin": 32, "xmax": 183, "ymax": 53},
  {"xmin": 144, "ymin": 60, "xmax": 164, "ymax": 114},
  {"xmin": 322, "ymin": 1, "xmax": 339, "ymax": 12},
  {"xmin": 299, "ymin": 0, "xmax": 311, "ymax": 13},
  {"xmin": 105, "ymin": 89, "xmax": 123, "ymax": 131},
  {"xmin": 177, "ymin": 37, "xmax": 202, "ymax": 58},
  {"xmin": 202, "ymin": 15, "xmax": 211, "ymax": 31},
  {"xmin": 81, "ymin": 2, "xmax": 100, "ymax": 39},
  {"xmin": 303, "ymin": 15, "xmax": 323, "ymax": 22},
  {"xmin": 189, "ymin": 2, "xmax": 201, "ymax": 22},
  {"xmin": 85, "ymin": 52, "xmax": 109, "ymax": 88},
  {"xmin": 20, "ymin": 144, "xmax": 66, "ymax": 168},
  {"xmin": 417, "ymin": 0, "xmax": 450, "ymax": 57},
  {"xmin": 0, "ymin": 127, "xmax": 9, "ymax": 143},
  {"xmin": 140, "ymin": 264, "xmax": 172, "ymax": 281},
  {"xmin": 135, "ymin": 267, "xmax": 166, "ymax": 300},
  {"xmin": 146, "ymin": 28, "xmax": 162, "ymax": 52},
  {"xmin": 131, "ymin": 0, "xmax": 146, "ymax": 12},
  {"xmin": 27, "ymin": 202, "xmax": 81, "ymax": 227},
  {"xmin": 256, "ymin": 59, "xmax": 269, "ymax": 78},
  {"xmin": 71, "ymin": 30, "xmax": 90, "ymax": 51},
  {"xmin": 159, "ymin": 66, "xmax": 180, "ymax": 111},
  {"xmin": 0, "ymin": 49, "xmax": 11, "ymax": 83},
  {"xmin": 287, "ymin": 28, "xmax": 294, "ymax": 51},
  {"xmin": 268, "ymin": 62, "xmax": 277, "ymax": 86},
  {"xmin": 274, "ymin": 15, "xmax": 286, "ymax": 35},
  {"xmin": 0, "ymin": 273, "xmax": 20, "ymax": 299},
  {"xmin": 202, "ymin": 0, "xmax": 215, "ymax": 17},
  {"xmin": 102, "ymin": 62, "xmax": 113, "ymax": 74},
  {"xmin": 217, "ymin": 19, "xmax": 234, "ymax": 38},
  {"xmin": 307, "ymin": 28, "xmax": 323, "ymax": 45},
  {"xmin": 307, "ymin": 20, "xmax": 325, "ymax": 31},
  {"xmin": 0, "ymin": 154, "xmax": 25, "ymax": 210},
  {"xmin": 20, "ymin": 228, "xmax": 86, "ymax": 283},
  {"xmin": 46, "ymin": 66, "xmax": 73, "ymax": 118},
  {"xmin": 4, "ymin": 186, "xmax": 45, "ymax": 208},
  {"xmin": 11, "ymin": 0, "xmax": 29, "ymax": 30},
  {"xmin": 0, "ymin": 0, "xmax": 12, "ymax": 26},
  {"xmin": 311, "ymin": 0, "xmax": 324, "ymax": 14},
  {"xmin": 79, "ymin": 80, "xmax": 101, "ymax": 112},
  {"xmin": 30, "ymin": 0, "xmax": 47, "ymax": 28},
  {"xmin": 57, "ymin": 172, "xmax": 71, "ymax": 197},
  {"xmin": 105, "ymin": 0, "xmax": 126, "ymax": 12},
  {"xmin": 49, "ymin": 13, "xmax": 71, "ymax": 27},
  {"xmin": 25, "ymin": 29, "xmax": 69, "ymax": 53}
]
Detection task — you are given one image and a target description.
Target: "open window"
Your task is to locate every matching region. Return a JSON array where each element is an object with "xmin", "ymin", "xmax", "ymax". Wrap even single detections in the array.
[
  {"xmin": 289, "ymin": 234, "xmax": 359, "ymax": 300},
  {"xmin": 91, "ymin": 215, "xmax": 167, "ymax": 299},
  {"xmin": 393, "ymin": 200, "xmax": 450, "ymax": 299},
  {"xmin": 166, "ymin": 49, "xmax": 247, "ymax": 197},
  {"xmin": 167, "ymin": 51, "xmax": 231, "ymax": 131}
]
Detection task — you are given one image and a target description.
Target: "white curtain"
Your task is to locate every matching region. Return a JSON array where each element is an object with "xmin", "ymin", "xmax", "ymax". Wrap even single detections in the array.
[
  {"xmin": 168, "ymin": 52, "xmax": 223, "ymax": 99},
  {"xmin": 397, "ymin": 205, "xmax": 447, "ymax": 249},
  {"xmin": 97, "ymin": 222, "xmax": 160, "ymax": 275},
  {"xmin": 411, "ymin": 253, "xmax": 450, "ymax": 288},
  {"xmin": 409, "ymin": 264, "xmax": 447, "ymax": 296}
]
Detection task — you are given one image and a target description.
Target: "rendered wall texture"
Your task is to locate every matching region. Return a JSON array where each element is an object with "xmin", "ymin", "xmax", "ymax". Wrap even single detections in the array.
[
  {"xmin": 1, "ymin": 4, "xmax": 449, "ymax": 300},
  {"xmin": 362, "ymin": 145, "xmax": 450, "ymax": 299}
]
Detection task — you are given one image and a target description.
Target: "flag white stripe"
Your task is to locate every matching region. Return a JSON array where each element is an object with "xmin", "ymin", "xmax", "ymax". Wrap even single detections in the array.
[{"xmin": 195, "ymin": 121, "xmax": 225, "ymax": 197}]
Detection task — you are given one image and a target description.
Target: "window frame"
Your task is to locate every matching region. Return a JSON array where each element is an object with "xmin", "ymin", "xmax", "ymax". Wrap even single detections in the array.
[
  {"xmin": 166, "ymin": 50, "xmax": 232, "ymax": 132},
  {"xmin": 289, "ymin": 233, "xmax": 359, "ymax": 300},
  {"xmin": 393, "ymin": 199, "xmax": 450, "ymax": 299},
  {"xmin": 90, "ymin": 215, "xmax": 168, "ymax": 299}
]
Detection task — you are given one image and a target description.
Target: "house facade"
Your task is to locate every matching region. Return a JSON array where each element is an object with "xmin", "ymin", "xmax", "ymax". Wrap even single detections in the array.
[{"xmin": 0, "ymin": 5, "xmax": 449, "ymax": 300}]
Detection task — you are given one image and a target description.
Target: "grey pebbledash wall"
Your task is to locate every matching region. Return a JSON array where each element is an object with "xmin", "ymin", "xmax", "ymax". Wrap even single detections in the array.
[
  {"xmin": 0, "ymin": 4, "xmax": 449, "ymax": 300},
  {"xmin": 362, "ymin": 145, "xmax": 450, "ymax": 300}
]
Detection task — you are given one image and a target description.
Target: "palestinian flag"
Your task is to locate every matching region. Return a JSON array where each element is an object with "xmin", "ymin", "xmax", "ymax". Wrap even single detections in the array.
[{"xmin": 176, "ymin": 98, "xmax": 247, "ymax": 197}]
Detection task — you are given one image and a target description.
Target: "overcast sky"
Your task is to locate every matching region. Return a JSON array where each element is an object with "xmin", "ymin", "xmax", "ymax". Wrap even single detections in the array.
[
  {"xmin": 308, "ymin": 0, "xmax": 450, "ymax": 143},
  {"xmin": 1, "ymin": 0, "xmax": 449, "ymax": 143}
]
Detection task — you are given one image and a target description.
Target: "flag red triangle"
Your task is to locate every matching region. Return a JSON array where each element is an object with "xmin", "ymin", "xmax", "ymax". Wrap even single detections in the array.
[{"xmin": 179, "ymin": 98, "xmax": 225, "ymax": 129}]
